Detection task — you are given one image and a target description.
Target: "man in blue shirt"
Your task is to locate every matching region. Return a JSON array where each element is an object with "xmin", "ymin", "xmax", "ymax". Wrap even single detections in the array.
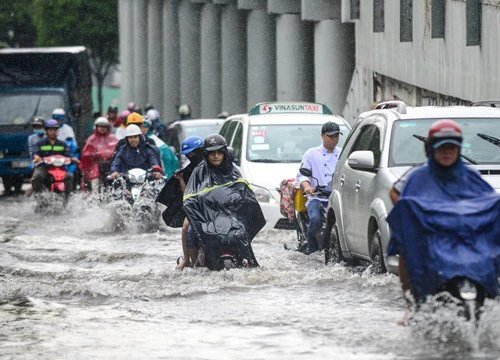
[{"xmin": 296, "ymin": 121, "xmax": 342, "ymax": 254}]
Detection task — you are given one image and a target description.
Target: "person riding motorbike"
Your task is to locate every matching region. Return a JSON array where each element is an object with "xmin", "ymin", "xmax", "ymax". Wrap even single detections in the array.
[
  {"xmin": 115, "ymin": 110, "xmax": 130, "ymax": 140},
  {"xmin": 183, "ymin": 134, "xmax": 266, "ymax": 270},
  {"xmin": 32, "ymin": 119, "xmax": 80, "ymax": 195},
  {"xmin": 141, "ymin": 116, "xmax": 179, "ymax": 178},
  {"xmin": 80, "ymin": 117, "xmax": 119, "ymax": 192},
  {"xmin": 296, "ymin": 121, "xmax": 343, "ymax": 254},
  {"xmin": 386, "ymin": 119, "xmax": 500, "ymax": 320},
  {"xmin": 110, "ymin": 124, "xmax": 163, "ymax": 180},
  {"xmin": 146, "ymin": 109, "xmax": 167, "ymax": 139},
  {"xmin": 111, "ymin": 112, "xmax": 161, "ymax": 165},
  {"xmin": 52, "ymin": 108, "xmax": 78, "ymax": 148}
]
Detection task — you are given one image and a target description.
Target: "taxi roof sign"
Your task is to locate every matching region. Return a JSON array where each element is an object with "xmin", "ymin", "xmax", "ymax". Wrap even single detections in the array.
[{"xmin": 248, "ymin": 102, "xmax": 333, "ymax": 116}]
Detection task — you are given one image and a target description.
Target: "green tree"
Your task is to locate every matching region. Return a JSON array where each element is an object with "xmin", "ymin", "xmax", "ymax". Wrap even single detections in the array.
[
  {"xmin": 0, "ymin": 1, "xmax": 37, "ymax": 48},
  {"xmin": 33, "ymin": 0, "xmax": 119, "ymax": 114}
]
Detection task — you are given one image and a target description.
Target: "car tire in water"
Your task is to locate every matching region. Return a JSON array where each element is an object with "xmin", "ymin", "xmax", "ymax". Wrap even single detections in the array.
[
  {"xmin": 325, "ymin": 224, "xmax": 344, "ymax": 265},
  {"xmin": 369, "ymin": 229, "xmax": 387, "ymax": 274}
]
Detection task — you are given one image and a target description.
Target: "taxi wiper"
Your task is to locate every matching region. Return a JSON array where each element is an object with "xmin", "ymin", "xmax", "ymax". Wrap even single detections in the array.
[
  {"xmin": 412, "ymin": 134, "xmax": 477, "ymax": 164},
  {"xmin": 250, "ymin": 159, "xmax": 287, "ymax": 163},
  {"xmin": 477, "ymin": 133, "xmax": 500, "ymax": 148}
]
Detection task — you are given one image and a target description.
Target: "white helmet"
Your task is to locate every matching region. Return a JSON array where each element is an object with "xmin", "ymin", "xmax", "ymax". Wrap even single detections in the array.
[
  {"xmin": 52, "ymin": 108, "xmax": 65, "ymax": 116},
  {"xmin": 146, "ymin": 109, "xmax": 160, "ymax": 121},
  {"xmin": 94, "ymin": 117, "xmax": 110, "ymax": 127},
  {"xmin": 126, "ymin": 124, "xmax": 142, "ymax": 137}
]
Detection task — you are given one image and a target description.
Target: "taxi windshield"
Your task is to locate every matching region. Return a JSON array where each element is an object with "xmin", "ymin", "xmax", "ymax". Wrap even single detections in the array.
[
  {"xmin": 390, "ymin": 118, "xmax": 500, "ymax": 166},
  {"xmin": 247, "ymin": 124, "xmax": 349, "ymax": 163}
]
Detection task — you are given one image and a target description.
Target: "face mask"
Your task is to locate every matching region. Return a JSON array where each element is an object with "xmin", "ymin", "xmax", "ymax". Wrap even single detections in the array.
[{"xmin": 34, "ymin": 129, "xmax": 45, "ymax": 135}]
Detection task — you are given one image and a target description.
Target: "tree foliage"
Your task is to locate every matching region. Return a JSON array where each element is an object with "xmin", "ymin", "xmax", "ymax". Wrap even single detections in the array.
[
  {"xmin": 0, "ymin": 1, "xmax": 37, "ymax": 48},
  {"xmin": 33, "ymin": 0, "xmax": 119, "ymax": 113}
]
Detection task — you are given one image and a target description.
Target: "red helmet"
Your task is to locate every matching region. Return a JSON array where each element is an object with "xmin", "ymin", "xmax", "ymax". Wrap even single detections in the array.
[{"xmin": 428, "ymin": 119, "xmax": 463, "ymax": 150}]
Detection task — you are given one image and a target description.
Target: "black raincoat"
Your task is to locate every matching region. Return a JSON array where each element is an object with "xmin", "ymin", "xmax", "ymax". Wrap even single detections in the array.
[{"xmin": 183, "ymin": 151, "xmax": 265, "ymax": 270}]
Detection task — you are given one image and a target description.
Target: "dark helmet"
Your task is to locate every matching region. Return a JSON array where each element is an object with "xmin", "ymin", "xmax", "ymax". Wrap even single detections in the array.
[
  {"xmin": 181, "ymin": 135, "xmax": 204, "ymax": 155},
  {"xmin": 32, "ymin": 116, "xmax": 45, "ymax": 127},
  {"xmin": 45, "ymin": 119, "xmax": 60, "ymax": 129},
  {"xmin": 204, "ymin": 134, "xmax": 227, "ymax": 152},
  {"xmin": 428, "ymin": 119, "xmax": 463, "ymax": 150}
]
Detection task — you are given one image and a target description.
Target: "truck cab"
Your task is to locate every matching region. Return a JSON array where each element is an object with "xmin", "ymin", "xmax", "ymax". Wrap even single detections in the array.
[{"xmin": 0, "ymin": 46, "xmax": 92, "ymax": 194}]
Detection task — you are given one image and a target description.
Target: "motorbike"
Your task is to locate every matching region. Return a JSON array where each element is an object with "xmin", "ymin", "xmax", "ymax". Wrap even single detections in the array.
[
  {"xmin": 34, "ymin": 155, "xmax": 71, "ymax": 212},
  {"xmin": 106, "ymin": 166, "xmax": 165, "ymax": 231},
  {"xmin": 282, "ymin": 167, "xmax": 331, "ymax": 254}
]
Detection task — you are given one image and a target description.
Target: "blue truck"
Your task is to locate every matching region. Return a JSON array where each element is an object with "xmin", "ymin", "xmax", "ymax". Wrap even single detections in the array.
[{"xmin": 0, "ymin": 46, "xmax": 93, "ymax": 194}]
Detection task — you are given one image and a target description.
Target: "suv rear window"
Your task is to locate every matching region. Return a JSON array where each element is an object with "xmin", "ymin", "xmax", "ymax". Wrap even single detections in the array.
[{"xmin": 389, "ymin": 118, "xmax": 500, "ymax": 166}]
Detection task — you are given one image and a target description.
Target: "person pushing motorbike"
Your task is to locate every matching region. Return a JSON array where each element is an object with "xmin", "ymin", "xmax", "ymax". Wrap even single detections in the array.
[
  {"xmin": 296, "ymin": 121, "xmax": 343, "ymax": 254},
  {"xmin": 32, "ymin": 119, "xmax": 80, "ymax": 195},
  {"xmin": 386, "ymin": 119, "xmax": 500, "ymax": 323},
  {"xmin": 182, "ymin": 134, "xmax": 266, "ymax": 271}
]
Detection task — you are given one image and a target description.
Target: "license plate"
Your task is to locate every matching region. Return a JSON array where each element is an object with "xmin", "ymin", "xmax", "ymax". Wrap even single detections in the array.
[{"xmin": 11, "ymin": 160, "xmax": 31, "ymax": 168}]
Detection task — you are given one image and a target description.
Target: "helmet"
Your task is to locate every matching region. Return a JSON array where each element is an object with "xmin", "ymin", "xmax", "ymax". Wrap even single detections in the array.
[
  {"xmin": 204, "ymin": 134, "xmax": 227, "ymax": 152},
  {"xmin": 94, "ymin": 117, "xmax": 110, "ymax": 127},
  {"xmin": 126, "ymin": 124, "xmax": 142, "ymax": 137},
  {"xmin": 178, "ymin": 104, "xmax": 191, "ymax": 116},
  {"xmin": 127, "ymin": 102, "xmax": 136, "ymax": 111},
  {"xmin": 32, "ymin": 116, "xmax": 45, "ymax": 127},
  {"xmin": 218, "ymin": 111, "xmax": 230, "ymax": 119},
  {"xmin": 145, "ymin": 103, "xmax": 154, "ymax": 112},
  {"xmin": 120, "ymin": 110, "xmax": 131, "ymax": 119},
  {"xmin": 52, "ymin": 108, "xmax": 65, "ymax": 122},
  {"xmin": 142, "ymin": 116, "xmax": 152, "ymax": 128},
  {"xmin": 45, "ymin": 119, "xmax": 60, "ymax": 129},
  {"xmin": 428, "ymin": 119, "xmax": 463, "ymax": 149},
  {"xmin": 146, "ymin": 109, "xmax": 160, "ymax": 121},
  {"xmin": 126, "ymin": 112, "xmax": 144, "ymax": 125},
  {"xmin": 181, "ymin": 136, "xmax": 204, "ymax": 155}
]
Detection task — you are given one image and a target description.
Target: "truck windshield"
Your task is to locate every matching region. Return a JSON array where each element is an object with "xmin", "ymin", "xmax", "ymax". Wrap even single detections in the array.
[{"xmin": 0, "ymin": 92, "xmax": 64, "ymax": 126}]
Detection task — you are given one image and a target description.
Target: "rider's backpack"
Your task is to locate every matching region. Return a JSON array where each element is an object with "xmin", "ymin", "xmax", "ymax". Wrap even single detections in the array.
[{"xmin": 279, "ymin": 178, "xmax": 298, "ymax": 222}]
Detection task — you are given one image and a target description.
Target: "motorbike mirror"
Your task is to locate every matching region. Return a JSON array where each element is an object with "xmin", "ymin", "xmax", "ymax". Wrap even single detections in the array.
[
  {"xmin": 299, "ymin": 167, "xmax": 312, "ymax": 177},
  {"xmin": 72, "ymin": 103, "xmax": 82, "ymax": 117}
]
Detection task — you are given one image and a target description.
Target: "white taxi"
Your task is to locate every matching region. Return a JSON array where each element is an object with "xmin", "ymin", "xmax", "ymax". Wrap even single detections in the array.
[{"xmin": 219, "ymin": 102, "xmax": 351, "ymax": 231}]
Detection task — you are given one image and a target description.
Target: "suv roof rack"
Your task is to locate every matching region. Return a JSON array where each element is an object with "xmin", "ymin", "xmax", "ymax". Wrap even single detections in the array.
[
  {"xmin": 374, "ymin": 100, "xmax": 407, "ymax": 114},
  {"xmin": 471, "ymin": 100, "xmax": 500, "ymax": 108}
]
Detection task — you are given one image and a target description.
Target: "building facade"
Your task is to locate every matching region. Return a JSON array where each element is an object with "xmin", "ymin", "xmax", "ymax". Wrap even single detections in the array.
[{"xmin": 118, "ymin": 0, "xmax": 355, "ymax": 121}]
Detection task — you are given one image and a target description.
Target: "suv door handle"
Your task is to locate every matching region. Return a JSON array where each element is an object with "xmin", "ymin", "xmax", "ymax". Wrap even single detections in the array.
[
  {"xmin": 355, "ymin": 180, "xmax": 361, "ymax": 192},
  {"xmin": 339, "ymin": 174, "xmax": 345, "ymax": 186}
]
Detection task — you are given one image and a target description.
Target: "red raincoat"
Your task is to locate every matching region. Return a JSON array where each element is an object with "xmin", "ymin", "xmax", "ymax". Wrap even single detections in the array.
[{"xmin": 79, "ymin": 130, "xmax": 118, "ymax": 181}]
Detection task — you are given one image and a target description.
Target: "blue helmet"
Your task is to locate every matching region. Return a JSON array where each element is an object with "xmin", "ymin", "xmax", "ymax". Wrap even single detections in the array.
[
  {"xmin": 181, "ymin": 136, "xmax": 204, "ymax": 155},
  {"xmin": 45, "ymin": 119, "xmax": 60, "ymax": 129}
]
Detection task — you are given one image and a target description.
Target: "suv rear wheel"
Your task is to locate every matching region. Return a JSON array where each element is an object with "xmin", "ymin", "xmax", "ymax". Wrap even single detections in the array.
[{"xmin": 369, "ymin": 229, "xmax": 387, "ymax": 274}]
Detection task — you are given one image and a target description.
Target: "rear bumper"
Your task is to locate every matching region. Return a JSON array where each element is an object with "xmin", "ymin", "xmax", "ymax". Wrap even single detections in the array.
[
  {"xmin": 259, "ymin": 202, "xmax": 296, "ymax": 231},
  {"xmin": 0, "ymin": 158, "xmax": 33, "ymax": 177}
]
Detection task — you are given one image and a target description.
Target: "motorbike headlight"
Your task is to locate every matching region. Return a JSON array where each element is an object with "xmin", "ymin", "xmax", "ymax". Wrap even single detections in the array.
[
  {"xmin": 252, "ymin": 185, "xmax": 276, "ymax": 204},
  {"xmin": 52, "ymin": 157, "xmax": 65, "ymax": 167}
]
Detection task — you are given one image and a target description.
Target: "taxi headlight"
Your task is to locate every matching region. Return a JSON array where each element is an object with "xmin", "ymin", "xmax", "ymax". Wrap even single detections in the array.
[{"xmin": 252, "ymin": 185, "xmax": 276, "ymax": 204}]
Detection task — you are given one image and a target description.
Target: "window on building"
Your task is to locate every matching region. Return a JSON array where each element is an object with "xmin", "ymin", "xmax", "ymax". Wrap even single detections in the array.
[
  {"xmin": 466, "ymin": 0, "xmax": 481, "ymax": 46},
  {"xmin": 431, "ymin": 0, "xmax": 445, "ymax": 38},
  {"xmin": 373, "ymin": 0, "xmax": 384, "ymax": 33},
  {"xmin": 400, "ymin": 0, "xmax": 413, "ymax": 42},
  {"xmin": 350, "ymin": 0, "xmax": 360, "ymax": 20}
]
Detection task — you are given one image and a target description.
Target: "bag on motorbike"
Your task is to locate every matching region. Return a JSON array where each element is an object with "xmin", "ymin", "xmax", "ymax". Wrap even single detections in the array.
[{"xmin": 279, "ymin": 178, "xmax": 298, "ymax": 222}]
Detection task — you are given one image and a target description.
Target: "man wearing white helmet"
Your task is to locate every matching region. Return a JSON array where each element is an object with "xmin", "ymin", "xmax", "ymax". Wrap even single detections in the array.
[
  {"xmin": 52, "ymin": 108, "xmax": 78, "ymax": 147},
  {"xmin": 110, "ymin": 124, "xmax": 162, "ymax": 180}
]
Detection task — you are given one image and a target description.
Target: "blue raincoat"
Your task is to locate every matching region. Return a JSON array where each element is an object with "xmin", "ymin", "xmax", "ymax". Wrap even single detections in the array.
[{"xmin": 387, "ymin": 158, "xmax": 500, "ymax": 301}]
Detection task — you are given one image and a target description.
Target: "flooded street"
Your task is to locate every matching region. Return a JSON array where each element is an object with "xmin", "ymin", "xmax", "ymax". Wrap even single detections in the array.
[{"xmin": 0, "ymin": 194, "xmax": 499, "ymax": 359}]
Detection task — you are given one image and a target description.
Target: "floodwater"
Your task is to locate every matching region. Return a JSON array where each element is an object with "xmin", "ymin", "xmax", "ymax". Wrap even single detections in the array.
[{"xmin": 0, "ymin": 194, "xmax": 499, "ymax": 359}]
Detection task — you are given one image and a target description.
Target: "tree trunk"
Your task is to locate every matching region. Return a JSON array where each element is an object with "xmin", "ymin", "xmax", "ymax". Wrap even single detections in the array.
[{"xmin": 97, "ymin": 75, "xmax": 104, "ymax": 115}]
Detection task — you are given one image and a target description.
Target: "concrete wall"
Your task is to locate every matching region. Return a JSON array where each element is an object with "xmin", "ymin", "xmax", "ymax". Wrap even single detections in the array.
[{"xmin": 118, "ymin": 0, "xmax": 355, "ymax": 121}]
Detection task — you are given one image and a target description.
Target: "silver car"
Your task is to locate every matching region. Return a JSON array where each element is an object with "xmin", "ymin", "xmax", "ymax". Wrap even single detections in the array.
[{"xmin": 325, "ymin": 101, "xmax": 500, "ymax": 273}]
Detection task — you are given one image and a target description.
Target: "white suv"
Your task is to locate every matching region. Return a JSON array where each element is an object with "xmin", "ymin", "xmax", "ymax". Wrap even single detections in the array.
[
  {"xmin": 219, "ymin": 102, "xmax": 351, "ymax": 231},
  {"xmin": 325, "ymin": 101, "xmax": 500, "ymax": 273}
]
